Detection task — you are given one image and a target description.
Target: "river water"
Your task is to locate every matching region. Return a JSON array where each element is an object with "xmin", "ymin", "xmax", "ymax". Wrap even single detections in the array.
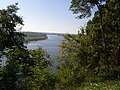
[{"xmin": 26, "ymin": 35, "xmax": 64, "ymax": 71}]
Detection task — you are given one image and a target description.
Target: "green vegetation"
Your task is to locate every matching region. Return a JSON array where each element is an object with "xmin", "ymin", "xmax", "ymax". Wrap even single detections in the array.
[
  {"xmin": 76, "ymin": 80, "xmax": 120, "ymax": 90},
  {"xmin": 23, "ymin": 32, "xmax": 48, "ymax": 42},
  {"xmin": 56, "ymin": 0, "xmax": 120, "ymax": 89},
  {"xmin": 0, "ymin": 3, "xmax": 56, "ymax": 90},
  {"xmin": 0, "ymin": 0, "xmax": 120, "ymax": 89}
]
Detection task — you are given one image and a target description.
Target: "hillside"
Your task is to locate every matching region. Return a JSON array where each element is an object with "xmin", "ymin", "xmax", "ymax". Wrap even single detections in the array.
[{"xmin": 23, "ymin": 32, "xmax": 48, "ymax": 42}]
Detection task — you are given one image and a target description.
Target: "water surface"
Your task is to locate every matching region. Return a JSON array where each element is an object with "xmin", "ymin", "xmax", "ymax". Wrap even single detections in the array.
[{"xmin": 27, "ymin": 35, "xmax": 64, "ymax": 70}]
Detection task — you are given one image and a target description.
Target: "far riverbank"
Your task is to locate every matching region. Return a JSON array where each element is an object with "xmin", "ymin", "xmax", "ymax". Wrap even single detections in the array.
[{"xmin": 23, "ymin": 32, "xmax": 48, "ymax": 42}]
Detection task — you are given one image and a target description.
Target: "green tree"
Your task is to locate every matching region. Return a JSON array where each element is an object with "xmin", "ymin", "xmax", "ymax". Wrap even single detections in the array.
[
  {"xmin": 70, "ymin": 0, "xmax": 120, "ymax": 75},
  {"xmin": 70, "ymin": 0, "xmax": 120, "ymax": 73},
  {"xmin": 70, "ymin": 0, "xmax": 106, "ymax": 19},
  {"xmin": 0, "ymin": 47, "xmax": 56, "ymax": 90},
  {"xmin": 57, "ymin": 0, "xmax": 120, "ymax": 89},
  {"xmin": 0, "ymin": 3, "xmax": 24, "ymax": 52},
  {"xmin": 22, "ymin": 48, "xmax": 56, "ymax": 90},
  {"xmin": 0, "ymin": 47, "xmax": 30, "ymax": 90},
  {"xmin": 0, "ymin": 4, "xmax": 26, "ymax": 89},
  {"xmin": 57, "ymin": 29, "xmax": 93, "ymax": 89},
  {"xmin": 85, "ymin": 0, "xmax": 120, "ymax": 75},
  {"xmin": 0, "ymin": 3, "xmax": 56, "ymax": 90}
]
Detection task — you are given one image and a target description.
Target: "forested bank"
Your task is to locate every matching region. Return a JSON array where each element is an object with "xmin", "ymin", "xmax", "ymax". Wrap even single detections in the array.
[
  {"xmin": 0, "ymin": 0, "xmax": 120, "ymax": 89},
  {"xmin": 23, "ymin": 32, "xmax": 48, "ymax": 42}
]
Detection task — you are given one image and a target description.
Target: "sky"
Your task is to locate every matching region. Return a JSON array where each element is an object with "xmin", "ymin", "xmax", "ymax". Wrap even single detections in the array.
[{"xmin": 0, "ymin": 0, "xmax": 91, "ymax": 34}]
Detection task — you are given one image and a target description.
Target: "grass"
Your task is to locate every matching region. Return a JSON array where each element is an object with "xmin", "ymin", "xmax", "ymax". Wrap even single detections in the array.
[
  {"xmin": 76, "ymin": 80, "xmax": 120, "ymax": 90},
  {"xmin": 76, "ymin": 75, "xmax": 120, "ymax": 90},
  {"xmin": 61, "ymin": 76, "xmax": 120, "ymax": 90}
]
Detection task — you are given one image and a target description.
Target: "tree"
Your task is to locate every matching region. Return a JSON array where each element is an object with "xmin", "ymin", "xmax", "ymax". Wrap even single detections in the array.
[
  {"xmin": 0, "ymin": 4, "xmax": 26, "ymax": 89},
  {"xmin": 57, "ymin": 0, "xmax": 120, "ymax": 89},
  {"xmin": 70, "ymin": 0, "xmax": 120, "ymax": 75},
  {"xmin": 70, "ymin": 0, "xmax": 106, "ymax": 19},
  {"xmin": 22, "ymin": 48, "xmax": 56, "ymax": 90},
  {"xmin": 57, "ymin": 29, "xmax": 93, "ymax": 89},
  {"xmin": 0, "ymin": 47, "xmax": 56, "ymax": 90},
  {"xmin": 0, "ymin": 47, "xmax": 30, "ymax": 90},
  {"xmin": 86, "ymin": 0, "xmax": 120, "ymax": 75},
  {"xmin": 0, "ymin": 3, "xmax": 25, "ymax": 52},
  {"xmin": 70, "ymin": 0, "xmax": 109, "ymax": 72},
  {"xmin": 0, "ymin": 4, "xmax": 56, "ymax": 90}
]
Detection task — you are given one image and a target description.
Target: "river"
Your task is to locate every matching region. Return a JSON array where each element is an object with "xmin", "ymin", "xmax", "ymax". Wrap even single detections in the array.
[{"xmin": 26, "ymin": 35, "xmax": 64, "ymax": 71}]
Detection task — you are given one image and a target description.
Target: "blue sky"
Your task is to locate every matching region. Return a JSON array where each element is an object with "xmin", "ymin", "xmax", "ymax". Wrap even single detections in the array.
[{"xmin": 0, "ymin": 0, "xmax": 90, "ymax": 34}]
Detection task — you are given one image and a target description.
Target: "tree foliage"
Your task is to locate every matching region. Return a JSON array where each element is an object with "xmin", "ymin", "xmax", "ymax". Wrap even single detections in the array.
[
  {"xmin": 0, "ymin": 3, "xmax": 56, "ymax": 90},
  {"xmin": 0, "ymin": 3, "xmax": 25, "ymax": 52},
  {"xmin": 0, "ymin": 1, "xmax": 120, "ymax": 89},
  {"xmin": 57, "ymin": 0, "xmax": 120, "ymax": 89},
  {"xmin": 70, "ymin": 0, "xmax": 106, "ymax": 19},
  {"xmin": 0, "ymin": 47, "xmax": 56, "ymax": 90}
]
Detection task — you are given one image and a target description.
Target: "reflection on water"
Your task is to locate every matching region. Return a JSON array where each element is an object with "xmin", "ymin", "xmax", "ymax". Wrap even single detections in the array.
[{"xmin": 26, "ymin": 35, "xmax": 64, "ymax": 71}]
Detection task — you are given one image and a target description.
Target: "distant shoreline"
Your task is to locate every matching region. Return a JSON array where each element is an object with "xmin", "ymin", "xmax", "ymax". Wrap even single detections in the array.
[
  {"xmin": 25, "ymin": 36, "xmax": 48, "ymax": 42},
  {"xmin": 23, "ymin": 32, "xmax": 48, "ymax": 43},
  {"xmin": 23, "ymin": 31, "xmax": 65, "ymax": 43}
]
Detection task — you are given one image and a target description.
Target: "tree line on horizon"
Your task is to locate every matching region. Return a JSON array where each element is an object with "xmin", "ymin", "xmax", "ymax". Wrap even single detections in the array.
[{"xmin": 0, "ymin": 0, "xmax": 120, "ymax": 89}]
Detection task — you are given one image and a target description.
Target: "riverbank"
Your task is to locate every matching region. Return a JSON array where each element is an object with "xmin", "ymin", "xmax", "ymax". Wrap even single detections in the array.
[{"xmin": 23, "ymin": 32, "xmax": 48, "ymax": 42}]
